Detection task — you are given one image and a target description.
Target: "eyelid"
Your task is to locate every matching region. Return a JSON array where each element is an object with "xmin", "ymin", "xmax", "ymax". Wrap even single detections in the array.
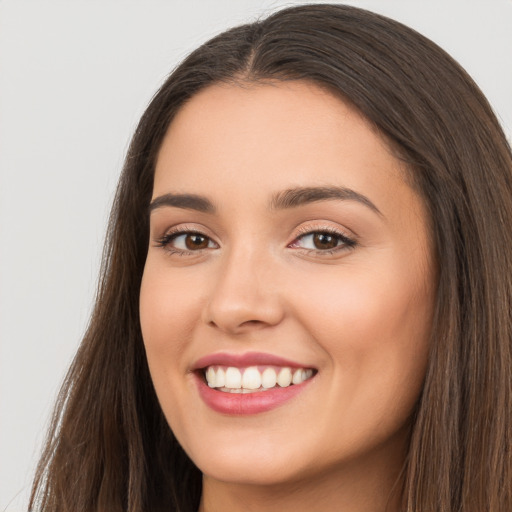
[
  {"xmin": 153, "ymin": 224, "xmax": 219, "ymax": 253},
  {"xmin": 288, "ymin": 223, "xmax": 358, "ymax": 254},
  {"xmin": 152, "ymin": 221, "xmax": 357, "ymax": 257},
  {"xmin": 154, "ymin": 222, "xmax": 216, "ymax": 241}
]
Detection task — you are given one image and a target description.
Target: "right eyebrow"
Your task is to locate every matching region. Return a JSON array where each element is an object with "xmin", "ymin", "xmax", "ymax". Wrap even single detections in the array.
[
  {"xmin": 269, "ymin": 185, "xmax": 382, "ymax": 217},
  {"xmin": 148, "ymin": 193, "xmax": 216, "ymax": 214}
]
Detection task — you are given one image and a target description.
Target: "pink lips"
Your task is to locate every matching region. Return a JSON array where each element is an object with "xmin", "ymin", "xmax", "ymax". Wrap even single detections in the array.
[
  {"xmin": 193, "ymin": 351, "xmax": 315, "ymax": 415},
  {"xmin": 193, "ymin": 351, "xmax": 309, "ymax": 370}
]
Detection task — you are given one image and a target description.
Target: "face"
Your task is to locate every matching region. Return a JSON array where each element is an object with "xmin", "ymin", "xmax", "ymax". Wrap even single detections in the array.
[{"xmin": 140, "ymin": 81, "xmax": 436, "ymax": 489}]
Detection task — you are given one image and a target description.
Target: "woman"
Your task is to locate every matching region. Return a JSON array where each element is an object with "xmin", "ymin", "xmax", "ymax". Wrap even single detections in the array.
[{"xmin": 29, "ymin": 4, "xmax": 512, "ymax": 511}]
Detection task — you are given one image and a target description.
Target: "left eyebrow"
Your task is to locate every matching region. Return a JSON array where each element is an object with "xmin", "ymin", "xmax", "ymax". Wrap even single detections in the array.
[
  {"xmin": 269, "ymin": 186, "xmax": 382, "ymax": 216},
  {"xmin": 148, "ymin": 193, "xmax": 216, "ymax": 214}
]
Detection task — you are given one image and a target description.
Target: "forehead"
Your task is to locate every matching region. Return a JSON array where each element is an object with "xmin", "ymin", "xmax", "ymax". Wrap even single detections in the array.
[{"xmin": 153, "ymin": 81, "xmax": 419, "ymax": 222}]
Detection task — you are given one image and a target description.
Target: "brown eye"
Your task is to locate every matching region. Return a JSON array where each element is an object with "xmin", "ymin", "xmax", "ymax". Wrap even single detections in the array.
[
  {"xmin": 290, "ymin": 229, "xmax": 356, "ymax": 253},
  {"xmin": 184, "ymin": 234, "xmax": 210, "ymax": 250},
  {"xmin": 312, "ymin": 233, "xmax": 339, "ymax": 250},
  {"xmin": 156, "ymin": 231, "xmax": 217, "ymax": 253}
]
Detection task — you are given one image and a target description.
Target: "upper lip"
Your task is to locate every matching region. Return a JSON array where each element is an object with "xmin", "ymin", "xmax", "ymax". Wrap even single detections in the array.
[{"xmin": 192, "ymin": 351, "xmax": 315, "ymax": 371}]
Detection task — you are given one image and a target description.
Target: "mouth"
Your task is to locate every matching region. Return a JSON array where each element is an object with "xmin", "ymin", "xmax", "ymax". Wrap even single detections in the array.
[
  {"xmin": 192, "ymin": 352, "xmax": 317, "ymax": 415},
  {"xmin": 202, "ymin": 365, "xmax": 315, "ymax": 393}
]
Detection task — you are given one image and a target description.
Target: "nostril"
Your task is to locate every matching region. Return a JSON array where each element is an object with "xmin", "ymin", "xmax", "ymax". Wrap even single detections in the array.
[
  {"xmin": 207, "ymin": 318, "xmax": 267, "ymax": 332},
  {"xmin": 243, "ymin": 320, "xmax": 264, "ymax": 326}
]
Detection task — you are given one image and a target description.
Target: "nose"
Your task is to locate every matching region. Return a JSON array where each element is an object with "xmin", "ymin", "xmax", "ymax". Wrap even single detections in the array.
[{"xmin": 202, "ymin": 247, "xmax": 285, "ymax": 335}]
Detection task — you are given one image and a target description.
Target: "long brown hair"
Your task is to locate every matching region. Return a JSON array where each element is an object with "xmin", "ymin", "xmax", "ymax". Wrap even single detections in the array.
[{"xmin": 30, "ymin": 4, "xmax": 512, "ymax": 511}]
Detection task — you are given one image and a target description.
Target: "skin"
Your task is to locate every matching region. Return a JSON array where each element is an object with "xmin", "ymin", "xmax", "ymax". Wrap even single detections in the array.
[{"xmin": 140, "ymin": 81, "xmax": 436, "ymax": 512}]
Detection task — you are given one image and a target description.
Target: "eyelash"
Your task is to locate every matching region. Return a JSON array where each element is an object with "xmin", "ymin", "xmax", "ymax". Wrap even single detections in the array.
[
  {"xmin": 154, "ymin": 225, "xmax": 357, "ymax": 257},
  {"xmin": 154, "ymin": 226, "xmax": 216, "ymax": 256},
  {"xmin": 290, "ymin": 226, "xmax": 357, "ymax": 255}
]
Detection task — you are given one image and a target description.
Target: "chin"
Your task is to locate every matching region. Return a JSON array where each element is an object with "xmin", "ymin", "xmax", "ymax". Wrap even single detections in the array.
[{"xmin": 183, "ymin": 435, "xmax": 316, "ymax": 486}]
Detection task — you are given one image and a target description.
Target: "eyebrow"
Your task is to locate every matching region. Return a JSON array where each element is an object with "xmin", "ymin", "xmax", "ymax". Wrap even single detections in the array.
[
  {"xmin": 149, "ymin": 186, "xmax": 381, "ymax": 216},
  {"xmin": 269, "ymin": 186, "xmax": 382, "ymax": 216},
  {"xmin": 149, "ymin": 193, "xmax": 216, "ymax": 213}
]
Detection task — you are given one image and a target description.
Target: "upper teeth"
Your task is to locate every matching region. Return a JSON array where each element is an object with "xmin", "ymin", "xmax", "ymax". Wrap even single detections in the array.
[{"xmin": 204, "ymin": 366, "xmax": 314, "ymax": 393}]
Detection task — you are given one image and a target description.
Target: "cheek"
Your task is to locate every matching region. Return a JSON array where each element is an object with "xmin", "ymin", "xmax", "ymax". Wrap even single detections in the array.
[
  {"xmin": 139, "ymin": 263, "xmax": 205, "ymax": 434},
  {"xmin": 296, "ymin": 261, "xmax": 431, "ymax": 342},
  {"xmin": 139, "ymin": 262, "xmax": 202, "ymax": 371},
  {"xmin": 291, "ymin": 258, "xmax": 433, "ymax": 408}
]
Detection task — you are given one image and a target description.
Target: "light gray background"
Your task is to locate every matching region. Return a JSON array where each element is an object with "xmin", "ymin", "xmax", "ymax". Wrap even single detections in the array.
[{"xmin": 1, "ymin": 1, "xmax": 511, "ymax": 510}]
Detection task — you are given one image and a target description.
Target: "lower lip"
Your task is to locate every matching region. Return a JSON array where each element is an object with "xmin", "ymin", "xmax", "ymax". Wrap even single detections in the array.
[{"xmin": 195, "ymin": 374, "xmax": 313, "ymax": 415}]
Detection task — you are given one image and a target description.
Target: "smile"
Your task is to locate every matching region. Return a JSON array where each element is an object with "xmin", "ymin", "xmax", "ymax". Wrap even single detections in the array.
[
  {"xmin": 193, "ymin": 352, "xmax": 317, "ymax": 414},
  {"xmin": 204, "ymin": 365, "xmax": 315, "ymax": 393}
]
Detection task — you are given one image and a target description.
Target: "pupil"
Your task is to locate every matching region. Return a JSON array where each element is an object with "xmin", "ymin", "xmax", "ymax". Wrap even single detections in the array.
[
  {"xmin": 313, "ymin": 233, "xmax": 338, "ymax": 250},
  {"xmin": 186, "ymin": 234, "xmax": 208, "ymax": 250}
]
